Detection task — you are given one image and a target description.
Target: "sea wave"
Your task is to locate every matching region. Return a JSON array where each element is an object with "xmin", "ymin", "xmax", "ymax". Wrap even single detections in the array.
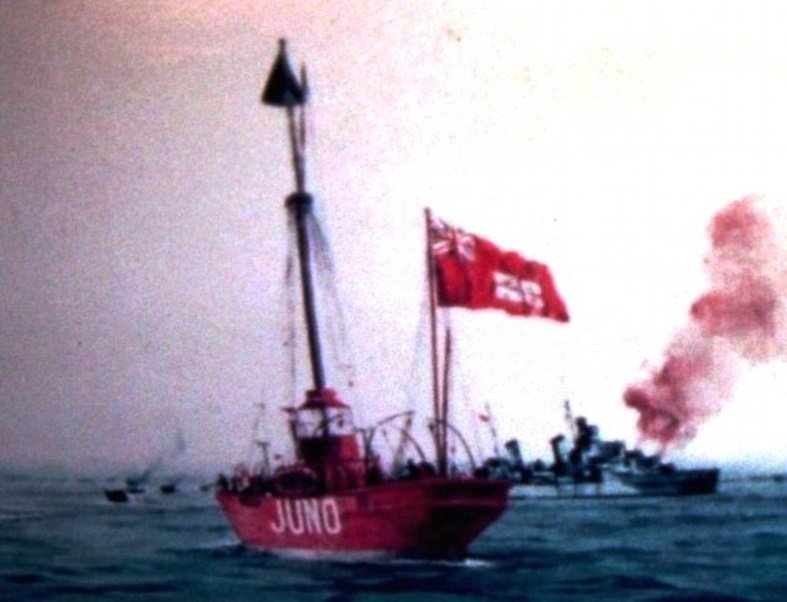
[{"xmin": 1, "ymin": 475, "xmax": 786, "ymax": 601}]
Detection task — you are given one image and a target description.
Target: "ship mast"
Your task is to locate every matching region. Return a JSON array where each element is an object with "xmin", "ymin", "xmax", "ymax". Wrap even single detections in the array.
[{"xmin": 262, "ymin": 40, "xmax": 326, "ymax": 394}]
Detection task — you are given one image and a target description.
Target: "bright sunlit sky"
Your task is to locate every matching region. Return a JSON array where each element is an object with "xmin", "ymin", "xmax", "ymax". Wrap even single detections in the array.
[{"xmin": 3, "ymin": 1, "xmax": 787, "ymax": 475}]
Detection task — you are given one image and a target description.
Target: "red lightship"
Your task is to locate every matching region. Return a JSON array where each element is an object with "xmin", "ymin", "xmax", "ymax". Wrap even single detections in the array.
[{"xmin": 216, "ymin": 40, "xmax": 519, "ymax": 559}]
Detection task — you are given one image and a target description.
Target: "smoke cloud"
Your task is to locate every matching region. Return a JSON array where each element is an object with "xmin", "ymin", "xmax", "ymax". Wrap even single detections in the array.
[{"xmin": 623, "ymin": 195, "xmax": 787, "ymax": 449}]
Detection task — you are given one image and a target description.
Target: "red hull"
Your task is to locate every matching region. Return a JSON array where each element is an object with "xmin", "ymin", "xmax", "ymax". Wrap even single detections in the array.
[{"xmin": 216, "ymin": 477, "xmax": 510, "ymax": 559}]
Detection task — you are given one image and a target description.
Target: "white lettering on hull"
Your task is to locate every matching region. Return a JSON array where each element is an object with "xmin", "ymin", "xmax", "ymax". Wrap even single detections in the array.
[
  {"xmin": 302, "ymin": 499, "xmax": 322, "ymax": 535},
  {"xmin": 269, "ymin": 498, "xmax": 343, "ymax": 536}
]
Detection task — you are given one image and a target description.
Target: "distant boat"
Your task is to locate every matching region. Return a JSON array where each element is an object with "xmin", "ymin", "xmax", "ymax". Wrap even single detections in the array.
[
  {"xmin": 103, "ymin": 428, "xmax": 187, "ymax": 502},
  {"xmin": 608, "ymin": 452, "xmax": 719, "ymax": 496},
  {"xmin": 481, "ymin": 402, "xmax": 719, "ymax": 497},
  {"xmin": 159, "ymin": 483, "xmax": 177, "ymax": 495},
  {"xmin": 104, "ymin": 489, "xmax": 129, "ymax": 503},
  {"xmin": 104, "ymin": 482, "xmax": 180, "ymax": 502},
  {"xmin": 103, "ymin": 477, "xmax": 144, "ymax": 503}
]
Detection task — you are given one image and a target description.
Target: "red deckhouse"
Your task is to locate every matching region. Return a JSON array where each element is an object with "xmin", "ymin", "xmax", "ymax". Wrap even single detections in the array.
[{"xmin": 216, "ymin": 40, "xmax": 568, "ymax": 559}]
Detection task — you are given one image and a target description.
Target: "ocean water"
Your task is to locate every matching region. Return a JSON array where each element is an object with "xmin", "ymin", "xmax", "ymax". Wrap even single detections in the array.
[{"xmin": 2, "ymin": 473, "xmax": 787, "ymax": 601}]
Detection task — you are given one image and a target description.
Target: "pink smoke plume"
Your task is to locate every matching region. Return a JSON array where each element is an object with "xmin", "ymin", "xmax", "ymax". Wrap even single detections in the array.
[{"xmin": 623, "ymin": 195, "xmax": 787, "ymax": 450}]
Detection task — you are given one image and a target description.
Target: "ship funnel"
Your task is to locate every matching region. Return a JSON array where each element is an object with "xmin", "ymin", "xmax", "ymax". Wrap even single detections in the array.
[{"xmin": 504, "ymin": 439, "xmax": 523, "ymax": 463}]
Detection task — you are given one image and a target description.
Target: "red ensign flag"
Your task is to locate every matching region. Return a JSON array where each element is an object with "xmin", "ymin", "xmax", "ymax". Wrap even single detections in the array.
[{"xmin": 430, "ymin": 216, "xmax": 569, "ymax": 322}]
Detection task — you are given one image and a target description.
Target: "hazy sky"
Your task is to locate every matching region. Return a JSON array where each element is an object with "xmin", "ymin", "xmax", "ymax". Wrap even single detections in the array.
[{"xmin": 3, "ymin": 1, "xmax": 787, "ymax": 474}]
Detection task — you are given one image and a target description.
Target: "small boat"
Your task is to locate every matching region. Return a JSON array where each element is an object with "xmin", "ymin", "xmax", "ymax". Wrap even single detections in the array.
[
  {"xmin": 104, "ymin": 431, "xmax": 186, "ymax": 502},
  {"xmin": 103, "ymin": 475, "xmax": 147, "ymax": 502},
  {"xmin": 104, "ymin": 489, "xmax": 129, "ymax": 503}
]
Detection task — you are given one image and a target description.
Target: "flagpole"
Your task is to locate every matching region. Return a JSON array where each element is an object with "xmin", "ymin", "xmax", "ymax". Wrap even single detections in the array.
[
  {"xmin": 424, "ymin": 208, "xmax": 446, "ymax": 475},
  {"xmin": 440, "ymin": 325, "xmax": 452, "ymax": 475}
]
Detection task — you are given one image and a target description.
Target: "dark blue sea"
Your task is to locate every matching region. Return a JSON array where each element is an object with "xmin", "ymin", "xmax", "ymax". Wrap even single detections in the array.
[{"xmin": 2, "ymin": 471, "xmax": 787, "ymax": 601}]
